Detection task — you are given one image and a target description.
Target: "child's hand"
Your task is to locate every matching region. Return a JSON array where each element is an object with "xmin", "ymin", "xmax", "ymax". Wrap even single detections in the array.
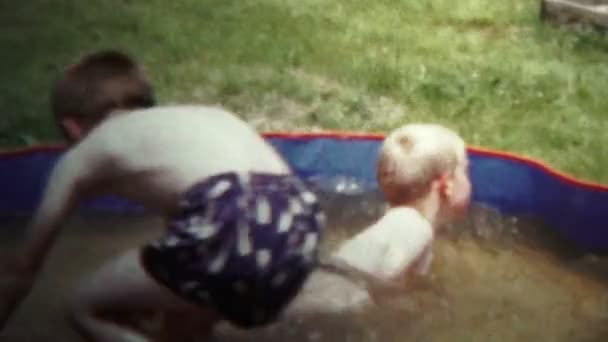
[{"xmin": 0, "ymin": 259, "xmax": 34, "ymax": 330}]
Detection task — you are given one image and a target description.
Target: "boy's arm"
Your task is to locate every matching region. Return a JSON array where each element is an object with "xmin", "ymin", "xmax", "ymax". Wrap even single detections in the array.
[
  {"xmin": 318, "ymin": 255, "xmax": 403, "ymax": 291},
  {"xmin": 16, "ymin": 148, "xmax": 100, "ymax": 274},
  {"xmin": 412, "ymin": 247, "xmax": 433, "ymax": 276},
  {"xmin": 0, "ymin": 138, "xmax": 118, "ymax": 328}
]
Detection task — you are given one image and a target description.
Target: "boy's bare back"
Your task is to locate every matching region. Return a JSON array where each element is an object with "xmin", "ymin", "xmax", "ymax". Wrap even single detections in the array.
[{"xmin": 62, "ymin": 105, "xmax": 290, "ymax": 214}]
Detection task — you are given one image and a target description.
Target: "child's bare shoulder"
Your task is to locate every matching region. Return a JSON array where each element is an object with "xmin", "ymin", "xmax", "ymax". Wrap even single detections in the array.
[
  {"xmin": 93, "ymin": 105, "xmax": 235, "ymax": 135},
  {"xmin": 70, "ymin": 104, "xmax": 288, "ymax": 189},
  {"xmin": 334, "ymin": 207, "xmax": 431, "ymax": 259},
  {"xmin": 378, "ymin": 207, "xmax": 432, "ymax": 252},
  {"xmin": 79, "ymin": 105, "xmax": 246, "ymax": 155},
  {"xmin": 380, "ymin": 207, "xmax": 432, "ymax": 235}
]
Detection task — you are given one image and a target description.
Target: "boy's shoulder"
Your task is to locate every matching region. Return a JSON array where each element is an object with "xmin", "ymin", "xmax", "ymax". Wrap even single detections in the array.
[
  {"xmin": 84, "ymin": 104, "xmax": 245, "ymax": 145},
  {"xmin": 333, "ymin": 206, "xmax": 433, "ymax": 275},
  {"xmin": 71, "ymin": 104, "xmax": 286, "ymax": 177},
  {"xmin": 335, "ymin": 206, "xmax": 432, "ymax": 256},
  {"xmin": 106, "ymin": 104, "xmax": 235, "ymax": 125},
  {"xmin": 371, "ymin": 206, "xmax": 432, "ymax": 239}
]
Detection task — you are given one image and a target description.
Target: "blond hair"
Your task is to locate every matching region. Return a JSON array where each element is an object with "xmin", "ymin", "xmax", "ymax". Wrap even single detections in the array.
[{"xmin": 376, "ymin": 123, "xmax": 466, "ymax": 205}]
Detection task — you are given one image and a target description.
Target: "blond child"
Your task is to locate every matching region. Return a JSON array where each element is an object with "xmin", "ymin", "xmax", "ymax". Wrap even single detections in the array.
[
  {"xmin": 0, "ymin": 50, "xmax": 325, "ymax": 341},
  {"xmin": 286, "ymin": 123, "xmax": 471, "ymax": 314}
]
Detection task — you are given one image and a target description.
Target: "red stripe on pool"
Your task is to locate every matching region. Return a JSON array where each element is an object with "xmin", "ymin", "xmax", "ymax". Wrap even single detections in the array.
[{"xmin": 1, "ymin": 130, "xmax": 606, "ymax": 191}]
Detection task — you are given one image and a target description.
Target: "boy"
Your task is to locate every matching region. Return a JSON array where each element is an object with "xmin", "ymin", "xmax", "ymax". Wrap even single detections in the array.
[
  {"xmin": 287, "ymin": 123, "xmax": 471, "ymax": 314},
  {"xmin": 0, "ymin": 50, "xmax": 325, "ymax": 341}
]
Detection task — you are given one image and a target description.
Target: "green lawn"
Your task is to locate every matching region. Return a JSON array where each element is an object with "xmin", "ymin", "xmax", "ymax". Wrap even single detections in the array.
[{"xmin": 1, "ymin": 0, "xmax": 607, "ymax": 183}]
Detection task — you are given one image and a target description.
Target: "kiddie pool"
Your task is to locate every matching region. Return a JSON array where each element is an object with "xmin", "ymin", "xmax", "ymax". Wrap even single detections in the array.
[{"xmin": 1, "ymin": 131, "xmax": 607, "ymax": 253}]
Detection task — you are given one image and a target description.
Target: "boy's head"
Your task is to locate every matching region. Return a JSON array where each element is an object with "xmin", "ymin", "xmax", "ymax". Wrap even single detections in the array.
[
  {"xmin": 377, "ymin": 123, "xmax": 471, "ymax": 221},
  {"xmin": 51, "ymin": 50, "xmax": 155, "ymax": 143}
]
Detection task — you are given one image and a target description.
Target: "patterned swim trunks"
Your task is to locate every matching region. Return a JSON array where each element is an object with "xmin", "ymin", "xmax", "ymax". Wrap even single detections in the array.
[{"xmin": 140, "ymin": 172, "xmax": 325, "ymax": 328}]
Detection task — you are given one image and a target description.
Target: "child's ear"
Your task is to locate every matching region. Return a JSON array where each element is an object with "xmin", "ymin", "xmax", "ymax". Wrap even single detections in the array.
[
  {"xmin": 437, "ymin": 173, "xmax": 454, "ymax": 199},
  {"xmin": 60, "ymin": 118, "xmax": 84, "ymax": 142}
]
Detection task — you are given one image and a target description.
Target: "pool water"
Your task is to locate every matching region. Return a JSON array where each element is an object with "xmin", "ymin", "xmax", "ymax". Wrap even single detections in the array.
[{"xmin": 1, "ymin": 192, "xmax": 608, "ymax": 341}]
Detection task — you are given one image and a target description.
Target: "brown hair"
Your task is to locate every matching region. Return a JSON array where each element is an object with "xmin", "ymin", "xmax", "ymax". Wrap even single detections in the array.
[{"xmin": 51, "ymin": 50, "xmax": 155, "ymax": 141}]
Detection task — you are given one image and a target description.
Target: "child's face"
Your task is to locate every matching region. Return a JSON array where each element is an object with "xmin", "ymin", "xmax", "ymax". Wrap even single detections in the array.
[{"xmin": 444, "ymin": 156, "xmax": 471, "ymax": 220}]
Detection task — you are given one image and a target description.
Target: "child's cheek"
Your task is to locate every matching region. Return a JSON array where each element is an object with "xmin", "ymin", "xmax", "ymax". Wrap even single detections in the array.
[{"xmin": 451, "ymin": 179, "xmax": 471, "ymax": 219}]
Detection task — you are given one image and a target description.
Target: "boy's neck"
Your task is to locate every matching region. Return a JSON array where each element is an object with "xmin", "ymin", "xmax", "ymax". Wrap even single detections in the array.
[{"xmin": 390, "ymin": 191, "xmax": 441, "ymax": 228}]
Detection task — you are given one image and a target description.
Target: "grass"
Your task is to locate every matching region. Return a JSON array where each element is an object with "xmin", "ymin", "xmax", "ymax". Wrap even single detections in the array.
[{"xmin": 1, "ymin": 0, "xmax": 608, "ymax": 183}]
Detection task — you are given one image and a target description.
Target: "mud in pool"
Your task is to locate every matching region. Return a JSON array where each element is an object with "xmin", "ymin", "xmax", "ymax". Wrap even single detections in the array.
[{"xmin": 2, "ymin": 192, "xmax": 608, "ymax": 342}]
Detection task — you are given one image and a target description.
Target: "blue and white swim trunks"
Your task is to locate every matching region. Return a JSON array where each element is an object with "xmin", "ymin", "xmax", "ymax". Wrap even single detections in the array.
[{"xmin": 141, "ymin": 172, "xmax": 325, "ymax": 327}]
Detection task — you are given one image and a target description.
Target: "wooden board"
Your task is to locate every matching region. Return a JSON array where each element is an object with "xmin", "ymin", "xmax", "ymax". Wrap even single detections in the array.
[{"xmin": 541, "ymin": 0, "xmax": 608, "ymax": 29}]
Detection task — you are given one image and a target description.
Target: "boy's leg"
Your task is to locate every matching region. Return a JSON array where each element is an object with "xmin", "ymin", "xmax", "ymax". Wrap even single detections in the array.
[{"xmin": 68, "ymin": 248, "xmax": 219, "ymax": 342}]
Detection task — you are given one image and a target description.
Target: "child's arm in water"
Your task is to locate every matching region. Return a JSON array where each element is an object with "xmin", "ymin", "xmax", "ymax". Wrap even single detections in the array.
[
  {"xmin": 0, "ymin": 134, "xmax": 118, "ymax": 328},
  {"xmin": 318, "ymin": 255, "xmax": 404, "ymax": 291}
]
